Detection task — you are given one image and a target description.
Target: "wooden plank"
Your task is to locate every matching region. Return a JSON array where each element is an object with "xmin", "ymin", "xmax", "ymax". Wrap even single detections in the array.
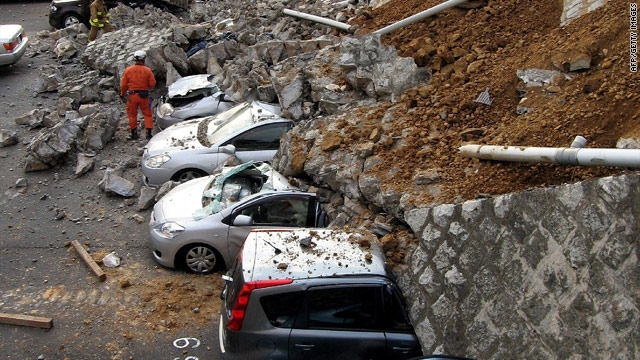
[
  {"xmin": 0, "ymin": 313, "xmax": 53, "ymax": 329},
  {"xmin": 71, "ymin": 240, "xmax": 106, "ymax": 281}
]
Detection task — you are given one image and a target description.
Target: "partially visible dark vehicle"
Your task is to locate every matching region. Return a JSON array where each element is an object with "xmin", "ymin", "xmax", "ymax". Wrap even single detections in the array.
[
  {"xmin": 219, "ymin": 229, "xmax": 423, "ymax": 360},
  {"xmin": 48, "ymin": 0, "xmax": 156, "ymax": 29}
]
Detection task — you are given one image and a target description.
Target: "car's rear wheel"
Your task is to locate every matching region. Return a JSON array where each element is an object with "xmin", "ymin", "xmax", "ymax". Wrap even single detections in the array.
[
  {"xmin": 178, "ymin": 244, "xmax": 223, "ymax": 274},
  {"xmin": 62, "ymin": 13, "xmax": 81, "ymax": 28},
  {"xmin": 173, "ymin": 169, "xmax": 207, "ymax": 183}
]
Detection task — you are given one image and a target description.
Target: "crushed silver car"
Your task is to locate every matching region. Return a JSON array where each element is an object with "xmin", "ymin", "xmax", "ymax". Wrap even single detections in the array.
[
  {"xmin": 142, "ymin": 100, "xmax": 290, "ymax": 186},
  {"xmin": 156, "ymin": 74, "xmax": 235, "ymax": 129},
  {"xmin": 149, "ymin": 162, "xmax": 327, "ymax": 274},
  {"xmin": 0, "ymin": 25, "xmax": 28, "ymax": 66}
]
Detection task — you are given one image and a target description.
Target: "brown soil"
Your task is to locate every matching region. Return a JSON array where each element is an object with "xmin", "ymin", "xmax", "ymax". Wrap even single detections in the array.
[{"xmin": 340, "ymin": 0, "xmax": 639, "ymax": 204}]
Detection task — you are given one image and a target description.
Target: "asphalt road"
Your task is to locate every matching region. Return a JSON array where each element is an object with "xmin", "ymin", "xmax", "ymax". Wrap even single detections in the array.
[{"xmin": 0, "ymin": 2, "xmax": 222, "ymax": 359}]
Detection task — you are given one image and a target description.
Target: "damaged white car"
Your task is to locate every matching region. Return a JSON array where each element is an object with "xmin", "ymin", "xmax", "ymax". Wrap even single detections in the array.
[
  {"xmin": 142, "ymin": 101, "xmax": 290, "ymax": 186},
  {"xmin": 0, "ymin": 24, "xmax": 28, "ymax": 66},
  {"xmin": 155, "ymin": 74, "xmax": 235, "ymax": 129},
  {"xmin": 149, "ymin": 162, "xmax": 327, "ymax": 274}
]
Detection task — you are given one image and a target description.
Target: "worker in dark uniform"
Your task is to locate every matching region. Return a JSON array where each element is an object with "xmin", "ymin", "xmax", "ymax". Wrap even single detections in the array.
[
  {"xmin": 88, "ymin": 0, "xmax": 114, "ymax": 42},
  {"xmin": 120, "ymin": 50, "xmax": 156, "ymax": 140}
]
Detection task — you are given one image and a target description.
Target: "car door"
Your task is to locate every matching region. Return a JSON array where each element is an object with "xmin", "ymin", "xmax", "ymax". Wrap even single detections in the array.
[
  {"xmin": 224, "ymin": 194, "xmax": 316, "ymax": 263},
  {"xmin": 221, "ymin": 122, "xmax": 292, "ymax": 163},
  {"xmin": 383, "ymin": 285, "xmax": 423, "ymax": 359},
  {"xmin": 288, "ymin": 285, "xmax": 387, "ymax": 360}
]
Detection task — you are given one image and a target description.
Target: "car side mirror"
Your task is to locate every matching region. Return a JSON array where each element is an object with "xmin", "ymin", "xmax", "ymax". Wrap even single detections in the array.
[
  {"xmin": 233, "ymin": 214, "xmax": 253, "ymax": 226},
  {"xmin": 219, "ymin": 144, "xmax": 236, "ymax": 155}
]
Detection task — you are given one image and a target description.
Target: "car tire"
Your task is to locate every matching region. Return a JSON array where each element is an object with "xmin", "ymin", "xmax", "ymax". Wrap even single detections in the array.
[
  {"xmin": 173, "ymin": 169, "xmax": 207, "ymax": 183},
  {"xmin": 178, "ymin": 244, "xmax": 223, "ymax": 274},
  {"xmin": 62, "ymin": 13, "xmax": 82, "ymax": 28}
]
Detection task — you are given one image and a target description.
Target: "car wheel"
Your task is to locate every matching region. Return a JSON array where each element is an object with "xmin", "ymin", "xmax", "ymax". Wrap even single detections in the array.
[
  {"xmin": 179, "ymin": 244, "xmax": 222, "ymax": 274},
  {"xmin": 173, "ymin": 169, "xmax": 207, "ymax": 183},
  {"xmin": 62, "ymin": 14, "xmax": 82, "ymax": 28}
]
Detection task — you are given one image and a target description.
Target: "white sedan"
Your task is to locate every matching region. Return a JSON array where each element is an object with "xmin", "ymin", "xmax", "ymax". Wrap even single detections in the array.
[{"xmin": 0, "ymin": 25, "xmax": 28, "ymax": 66}]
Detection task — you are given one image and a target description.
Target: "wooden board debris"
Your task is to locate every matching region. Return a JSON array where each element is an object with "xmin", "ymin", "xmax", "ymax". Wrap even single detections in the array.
[
  {"xmin": 71, "ymin": 240, "xmax": 106, "ymax": 281},
  {"xmin": 0, "ymin": 313, "xmax": 53, "ymax": 329}
]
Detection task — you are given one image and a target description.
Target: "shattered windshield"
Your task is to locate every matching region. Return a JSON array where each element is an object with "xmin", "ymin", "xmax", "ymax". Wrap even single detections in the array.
[
  {"xmin": 196, "ymin": 102, "xmax": 254, "ymax": 147},
  {"xmin": 192, "ymin": 161, "xmax": 274, "ymax": 220}
]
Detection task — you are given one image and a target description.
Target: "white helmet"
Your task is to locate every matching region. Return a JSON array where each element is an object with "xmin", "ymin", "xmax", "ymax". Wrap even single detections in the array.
[{"xmin": 133, "ymin": 50, "xmax": 146, "ymax": 61}]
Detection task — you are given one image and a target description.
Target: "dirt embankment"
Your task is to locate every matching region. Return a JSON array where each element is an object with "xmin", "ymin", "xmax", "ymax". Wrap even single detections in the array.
[{"xmin": 344, "ymin": 0, "xmax": 639, "ymax": 204}]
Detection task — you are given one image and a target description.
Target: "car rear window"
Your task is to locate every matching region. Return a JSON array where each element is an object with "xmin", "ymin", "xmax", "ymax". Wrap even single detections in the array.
[
  {"xmin": 260, "ymin": 291, "xmax": 304, "ymax": 328},
  {"xmin": 306, "ymin": 286, "xmax": 380, "ymax": 331},
  {"xmin": 224, "ymin": 255, "xmax": 246, "ymax": 311}
]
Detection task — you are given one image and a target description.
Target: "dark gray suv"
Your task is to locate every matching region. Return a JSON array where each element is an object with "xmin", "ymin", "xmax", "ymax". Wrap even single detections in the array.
[{"xmin": 219, "ymin": 229, "xmax": 422, "ymax": 360}]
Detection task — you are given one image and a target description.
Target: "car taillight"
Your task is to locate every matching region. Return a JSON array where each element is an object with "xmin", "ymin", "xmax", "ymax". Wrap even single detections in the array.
[
  {"xmin": 227, "ymin": 279, "xmax": 292, "ymax": 331},
  {"xmin": 3, "ymin": 39, "xmax": 18, "ymax": 52}
]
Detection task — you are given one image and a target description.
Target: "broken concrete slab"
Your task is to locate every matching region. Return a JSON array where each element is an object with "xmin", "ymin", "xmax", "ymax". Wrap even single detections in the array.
[
  {"xmin": 0, "ymin": 130, "xmax": 19, "ymax": 148},
  {"xmin": 75, "ymin": 153, "xmax": 95, "ymax": 176},
  {"xmin": 15, "ymin": 109, "xmax": 50, "ymax": 129},
  {"xmin": 98, "ymin": 168, "xmax": 136, "ymax": 197},
  {"xmin": 24, "ymin": 117, "xmax": 87, "ymax": 172},
  {"xmin": 82, "ymin": 26, "xmax": 173, "ymax": 79},
  {"xmin": 561, "ymin": 0, "xmax": 609, "ymax": 26},
  {"xmin": 137, "ymin": 186, "xmax": 157, "ymax": 211}
]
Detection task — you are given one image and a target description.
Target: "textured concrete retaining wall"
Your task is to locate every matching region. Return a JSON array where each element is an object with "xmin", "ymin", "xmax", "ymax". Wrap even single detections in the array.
[
  {"xmin": 561, "ymin": 0, "xmax": 609, "ymax": 26},
  {"xmin": 399, "ymin": 173, "xmax": 639, "ymax": 359}
]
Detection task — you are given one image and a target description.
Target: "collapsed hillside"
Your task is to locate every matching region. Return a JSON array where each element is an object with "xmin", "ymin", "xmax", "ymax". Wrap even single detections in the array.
[{"xmin": 288, "ymin": 0, "xmax": 638, "ymax": 205}]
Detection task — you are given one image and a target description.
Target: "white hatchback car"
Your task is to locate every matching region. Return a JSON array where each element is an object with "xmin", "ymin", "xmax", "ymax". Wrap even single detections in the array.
[
  {"xmin": 149, "ymin": 162, "xmax": 327, "ymax": 274},
  {"xmin": 142, "ymin": 101, "xmax": 292, "ymax": 186},
  {"xmin": 0, "ymin": 25, "xmax": 28, "ymax": 66}
]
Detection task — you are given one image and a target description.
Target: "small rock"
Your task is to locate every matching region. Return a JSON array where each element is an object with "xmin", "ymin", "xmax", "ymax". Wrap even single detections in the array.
[
  {"xmin": 102, "ymin": 252, "xmax": 121, "ymax": 268},
  {"xmin": 15, "ymin": 178, "xmax": 27, "ymax": 188}
]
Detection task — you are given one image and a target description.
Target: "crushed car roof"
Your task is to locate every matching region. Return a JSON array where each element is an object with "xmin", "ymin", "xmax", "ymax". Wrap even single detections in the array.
[
  {"xmin": 243, "ymin": 229, "xmax": 387, "ymax": 281},
  {"xmin": 167, "ymin": 74, "xmax": 219, "ymax": 97},
  {"xmin": 192, "ymin": 161, "xmax": 297, "ymax": 220}
]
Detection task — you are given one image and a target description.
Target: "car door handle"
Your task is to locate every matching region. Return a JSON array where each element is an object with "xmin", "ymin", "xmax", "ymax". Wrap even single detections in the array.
[
  {"xmin": 392, "ymin": 346, "xmax": 412, "ymax": 353},
  {"xmin": 294, "ymin": 344, "xmax": 315, "ymax": 350}
]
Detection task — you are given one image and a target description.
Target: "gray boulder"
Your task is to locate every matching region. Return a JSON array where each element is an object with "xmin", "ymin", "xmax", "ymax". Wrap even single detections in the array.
[
  {"xmin": 98, "ymin": 169, "xmax": 136, "ymax": 197},
  {"xmin": 137, "ymin": 186, "xmax": 157, "ymax": 211},
  {"xmin": 75, "ymin": 153, "xmax": 95, "ymax": 176},
  {"xmin": 0, "ymin": 130, "xmax": 18, "ymax": 148}
]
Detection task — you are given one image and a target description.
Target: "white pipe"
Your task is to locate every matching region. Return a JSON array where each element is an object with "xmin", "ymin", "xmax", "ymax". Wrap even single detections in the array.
[
  {"xmin": 283, "ymin": 9, "xmax": 352, "ymax": 32},
  {"xmin": 459, "ymin": 144, "xmax": 640, "ymax": 168},
  {"xmin": 334, "ymin": 0, "xmax": 356, "ymax": 8},
  {"xmin": 373, "ymin": 0, "xmax": 469, "ymax": 36}
]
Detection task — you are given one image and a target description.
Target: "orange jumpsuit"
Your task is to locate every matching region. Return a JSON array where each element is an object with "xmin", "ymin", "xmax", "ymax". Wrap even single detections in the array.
[{"xmin": 120, "ymin": 64, "xmax": 156, "ymax": 130}]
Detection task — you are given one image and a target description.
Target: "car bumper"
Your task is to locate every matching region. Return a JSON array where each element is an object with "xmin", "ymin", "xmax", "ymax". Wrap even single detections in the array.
[
  {"xmin": 0, "ymin": 36, "xmax": 28, "ymax": 66},
  {"xmin": 148, "ymin": 210, "xmax": 180, "ymax": 269}
]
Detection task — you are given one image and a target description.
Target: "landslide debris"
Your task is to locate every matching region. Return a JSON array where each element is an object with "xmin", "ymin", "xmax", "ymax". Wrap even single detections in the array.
[{"xmin": 301, "ymin": 0, "xmax": 639, "ymax": 205}]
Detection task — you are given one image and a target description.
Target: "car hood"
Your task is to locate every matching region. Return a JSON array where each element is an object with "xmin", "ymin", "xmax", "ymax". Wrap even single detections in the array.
[
  {"xmin": 167, "ymin": 74, "xmax": 217, "ymax": 98},
  {"xmin": 157, "ymin": 176, "xmax": 210, "ymax": 221},
  {"xmin": 145, "ymin": 119, "xmax": 205, "ymax": 156}
]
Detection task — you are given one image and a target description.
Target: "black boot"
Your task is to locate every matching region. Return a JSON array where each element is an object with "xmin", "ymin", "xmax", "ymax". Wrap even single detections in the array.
[
  {"xmin": 146, "ymin": 128, "xmax": 153, "ymax": 140},
  {"xmin": 128, "ymin": 129, "xmax": 138, "ymax": 140}
]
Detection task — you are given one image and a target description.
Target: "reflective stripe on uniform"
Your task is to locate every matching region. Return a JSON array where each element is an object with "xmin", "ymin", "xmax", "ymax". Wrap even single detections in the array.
[{"xmin": 98, "ymin": 24, "xmax": 104, "ymax": 27}]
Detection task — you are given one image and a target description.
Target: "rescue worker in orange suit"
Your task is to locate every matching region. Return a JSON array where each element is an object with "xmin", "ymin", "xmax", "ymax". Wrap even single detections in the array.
[
  {"xmin": 120, "ymin": 50, "xmax": 156, "ymax": 140},
  {"xmin": 88, "ymin": 0, "xmax": 114, "ymax": 42}
]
